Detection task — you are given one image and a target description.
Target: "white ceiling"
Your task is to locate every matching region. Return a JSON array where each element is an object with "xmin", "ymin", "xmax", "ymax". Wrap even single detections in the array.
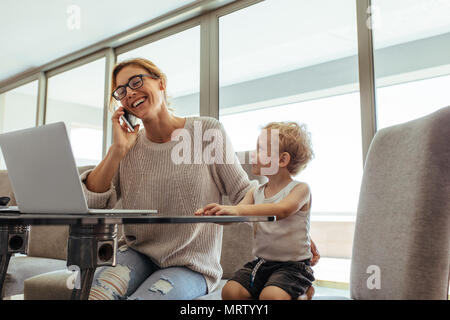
[
  {"xmin": 0, "ymin": 0, "xmax": 197, "ymax": 82},
  {"xmin": 4, "ymin": 0, "xmax": 450, "ymax": 107}
]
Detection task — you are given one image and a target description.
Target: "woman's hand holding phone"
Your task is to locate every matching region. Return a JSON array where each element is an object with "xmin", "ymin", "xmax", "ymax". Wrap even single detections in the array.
[
  {"xmin": 85, "ymin": 106, "xmax": 138, "ymax": 193},
  {"xmin": 111, "ymin": 107, "xmax": 140, "ymax": 158}
]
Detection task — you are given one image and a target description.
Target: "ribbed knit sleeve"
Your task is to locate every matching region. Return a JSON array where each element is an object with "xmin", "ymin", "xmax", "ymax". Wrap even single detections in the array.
[{"xmin": 80, "ymin": 168, "xmax": 120, "ymax": 210}]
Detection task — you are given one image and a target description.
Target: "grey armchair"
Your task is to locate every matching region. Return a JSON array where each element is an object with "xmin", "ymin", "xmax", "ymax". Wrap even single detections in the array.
[{"xmin": 350, "ymin": 106, "xmax": 450, "ymax": 299}]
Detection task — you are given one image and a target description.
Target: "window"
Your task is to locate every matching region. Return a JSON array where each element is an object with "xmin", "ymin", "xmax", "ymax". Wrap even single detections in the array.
[
  {"xmin": 70, "ymin": 123, "xmax": 104, "ymax": 166},
  {"xmin": 118, "ymin": 26, "xmax": 201, "ymax": 118},
  {"xmin": 372, "ymin": 0, "xmax": 450, "ymax": 129},
  {"xmin": 0, "ymin": 80, "xmax": 38, "ymax": 169},
  {"xmin": 219, "ymin": 0, "xmax": 362, "ymax": 216},
  {"xmin": 46, "ymin": 58, "xmax": 105, "ymax": 166}
]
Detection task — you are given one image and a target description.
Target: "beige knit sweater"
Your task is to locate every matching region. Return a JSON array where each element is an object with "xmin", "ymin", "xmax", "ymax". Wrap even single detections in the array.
[{"xmin": 80, "ymin": 116, "xmax": 254, "ymax": 292}]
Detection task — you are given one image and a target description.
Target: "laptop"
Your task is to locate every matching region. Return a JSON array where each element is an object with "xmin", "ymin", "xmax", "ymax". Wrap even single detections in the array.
[{"xmin": 0, "ymin": 122, "xmax": 156, "ymax": 215}]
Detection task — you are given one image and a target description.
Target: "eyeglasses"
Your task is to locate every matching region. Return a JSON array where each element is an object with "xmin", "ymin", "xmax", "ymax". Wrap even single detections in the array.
[{"xmin": 112, "ymin": 73, "xmax": 159, "ymax": 101}]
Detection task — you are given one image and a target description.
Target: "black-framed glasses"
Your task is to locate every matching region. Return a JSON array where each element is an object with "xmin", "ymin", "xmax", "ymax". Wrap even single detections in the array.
[{"xmin": 112, "ymin": 73, "xmax": 159, "ymax": 101}]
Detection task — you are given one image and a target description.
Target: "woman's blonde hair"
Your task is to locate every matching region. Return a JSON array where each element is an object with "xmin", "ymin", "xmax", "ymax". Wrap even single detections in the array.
[
  {"xmin": 109, "ymin": 57, "xmax": 171, "ymax": 112},
  {"xmin": 262, "ymin": 121, "xmax": 314, "ymax": 176}
]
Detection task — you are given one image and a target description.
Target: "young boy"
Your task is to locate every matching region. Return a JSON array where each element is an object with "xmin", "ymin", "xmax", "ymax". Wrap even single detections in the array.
[{"xmin": 195, "ymin": 121, "xmax": 315, "ymax": 300}]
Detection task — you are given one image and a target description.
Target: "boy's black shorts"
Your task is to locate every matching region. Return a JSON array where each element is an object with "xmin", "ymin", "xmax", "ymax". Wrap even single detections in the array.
[{"xmin": 229, "ymin": 258, "xmax": 315, "ymax": 299}]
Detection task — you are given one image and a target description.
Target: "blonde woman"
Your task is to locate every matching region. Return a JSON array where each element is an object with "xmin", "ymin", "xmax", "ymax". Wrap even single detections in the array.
[{"xmin": 81, "ymin": 58, "xmax": 320, "ymax": 300}]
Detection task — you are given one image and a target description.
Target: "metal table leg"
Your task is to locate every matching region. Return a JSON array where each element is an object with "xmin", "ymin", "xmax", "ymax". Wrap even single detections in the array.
[
  {"xmin": 67, "ymin": 224, "xmax": 117, "ymax": 300},
  {"xmin": 0, "ymin": 253, "xmax": 12, "ymax": 299},
  {"xmin": 0, "ymin": 224, "xmax": 29, "ymax": 300},
  {"xmin": 70, "ymin": 268, "xmax": 95, "ymax": 300}
]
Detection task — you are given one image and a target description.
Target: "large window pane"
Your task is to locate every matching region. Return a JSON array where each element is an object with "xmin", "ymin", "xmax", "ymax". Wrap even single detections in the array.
[
  {"xmin": 46, "ymin": 58, "xmax": 105, "ymax": 166},
  {"xmin": 219, "ymin": 0, "xmax": 362, "ymax": 216},
  {"xmin": 0, "ymin": 81, "xmax": 38, "ymax": 169},
  {"xmin": 118, "ymin": 26, "xmax": 200, "ymax": 118},
  {"xmin": 372, "ymin": 0, "xmax": 450, "ymax": 129}
]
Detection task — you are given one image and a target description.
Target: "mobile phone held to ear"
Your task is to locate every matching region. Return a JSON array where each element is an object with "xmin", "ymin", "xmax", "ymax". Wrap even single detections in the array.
[{"xmin": 121, "ymin": 109, "xmax": 138, "ymax": 132}]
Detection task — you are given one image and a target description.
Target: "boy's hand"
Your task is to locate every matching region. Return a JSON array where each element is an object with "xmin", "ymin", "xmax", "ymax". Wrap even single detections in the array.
[
  {"xmin": 196, "ymin": 203, "xmax": 239, "ymax": 216},
  {"xmin": 310, "ymin": 240, "xmax": 320, "ymax": 266}
]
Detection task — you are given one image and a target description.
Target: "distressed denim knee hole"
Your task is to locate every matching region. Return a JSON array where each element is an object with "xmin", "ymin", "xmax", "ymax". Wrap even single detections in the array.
[
  {"xmin": 89, "ymin": 264, "xmax": 131, "ymax": 300},
  {"xmin": 148, "ymin": 276, "xmax": 175, "ymax": 295}
]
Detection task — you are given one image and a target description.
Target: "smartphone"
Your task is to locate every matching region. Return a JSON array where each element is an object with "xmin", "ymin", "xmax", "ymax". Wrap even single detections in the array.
[{"xmin": 120, "ymin": 109, "xmax": 138, "ymax": 132}]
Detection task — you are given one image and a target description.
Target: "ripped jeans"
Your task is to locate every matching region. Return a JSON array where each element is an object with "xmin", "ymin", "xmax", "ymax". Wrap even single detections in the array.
[{"xmin": 89, "ymin": 246, "xmax": 207, "ymax": 300}]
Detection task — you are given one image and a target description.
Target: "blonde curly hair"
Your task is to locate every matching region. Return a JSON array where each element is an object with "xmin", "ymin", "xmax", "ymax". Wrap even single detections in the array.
[{"xmin": 262, "ymin": 121, "xmax": 314, "ymax": 176}]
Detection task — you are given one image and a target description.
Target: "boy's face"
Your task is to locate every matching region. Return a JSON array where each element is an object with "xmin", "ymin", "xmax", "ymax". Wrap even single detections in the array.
[{"xmin": 251, "ymin": 130, "xmax": 280, "ymax": 176}]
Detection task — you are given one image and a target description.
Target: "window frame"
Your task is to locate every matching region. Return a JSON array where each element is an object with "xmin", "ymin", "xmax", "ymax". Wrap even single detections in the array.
[{"xmin": 0, "ymin": 0, "xmax": 391, "ymax": 170}]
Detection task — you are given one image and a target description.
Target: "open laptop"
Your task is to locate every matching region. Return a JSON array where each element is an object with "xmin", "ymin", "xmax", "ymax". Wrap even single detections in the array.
[{"xmin": 0, "ymin": 122, "xmax": 156, "ymax": 215}]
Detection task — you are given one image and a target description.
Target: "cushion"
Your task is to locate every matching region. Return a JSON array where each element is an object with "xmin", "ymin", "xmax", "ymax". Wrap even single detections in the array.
[
  {"xmin": 350, "ymin": 106, "xmax": 450, "ymax": 300},
  {"xmin": 220, "ymin": 223, "xmax": 255, "ymax": 279},
  {"xmin": 24, "ymin": 270, "xmax": 72, "ymax": 300},
  {"xmin": 27, "ymin": 226, "xmax": 69, "ymax": 260},
  {"xmin": 4, "ymin": 256, "xmax": 67, "ymax": 297},
  {"xmin": 0, "ymin": 170, "xmax": 12, "ymax": 204}
]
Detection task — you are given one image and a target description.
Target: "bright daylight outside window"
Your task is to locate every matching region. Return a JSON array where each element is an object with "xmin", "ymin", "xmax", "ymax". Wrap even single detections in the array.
[
  {"xmin": 0, "ymin": 81, "xmax": 38, "ymax": 170},
  {"xmin": 118, "ymin": 26, "xmax": 201, "ymax": 119},
  {"xmin": 46, "ymin": 58, "xmax": 105, "ymax": 166},
  {"xmin": 372, "ymin": 0, "xmax": 450, "ymax": 129},
  {"xmin": 219, "ymin": 0, "xmax": 362, "ymax": 217}
]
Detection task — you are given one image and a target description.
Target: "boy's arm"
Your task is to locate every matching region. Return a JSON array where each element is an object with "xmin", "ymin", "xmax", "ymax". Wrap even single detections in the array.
[
  {"xmin": 237, "ymin": 187, "xmax": 255, "ymax": 205},
  {"xmin": 202, "ymin": 183, "xmax": 310, "ymax": 220},
  {"xmin": 194, "ymin": 187, "xmax": 255, "ymax": 216},
  {"xmin": 236, "ymin": 183, "xmax": 310, "ymax": 220}
]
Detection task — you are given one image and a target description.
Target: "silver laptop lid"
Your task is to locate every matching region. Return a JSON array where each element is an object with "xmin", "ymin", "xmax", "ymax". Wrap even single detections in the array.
[{"xmin": 0, "ymin": 122, "xmax": 90, "ymax": 214}]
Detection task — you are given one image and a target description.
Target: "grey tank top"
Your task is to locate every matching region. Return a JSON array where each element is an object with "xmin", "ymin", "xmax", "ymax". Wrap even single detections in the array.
[{"xmin": 252, "ymin": 180, "xmax": 313, "ymax": 262}]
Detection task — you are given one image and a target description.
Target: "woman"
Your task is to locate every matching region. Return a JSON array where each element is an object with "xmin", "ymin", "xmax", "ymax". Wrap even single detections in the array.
[{"xmin": 81, "ymin": 58, "xmax": 320, "ymax": 300}]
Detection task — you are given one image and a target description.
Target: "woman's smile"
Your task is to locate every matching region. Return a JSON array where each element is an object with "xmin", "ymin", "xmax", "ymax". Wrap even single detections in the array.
[
  {"xmin": 127, "ymin": 93, "xmax": 154, "ymax": 117},
  {"xmin": 131, "ymin": 96, "xmax": 147, "ymax": 108}
]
